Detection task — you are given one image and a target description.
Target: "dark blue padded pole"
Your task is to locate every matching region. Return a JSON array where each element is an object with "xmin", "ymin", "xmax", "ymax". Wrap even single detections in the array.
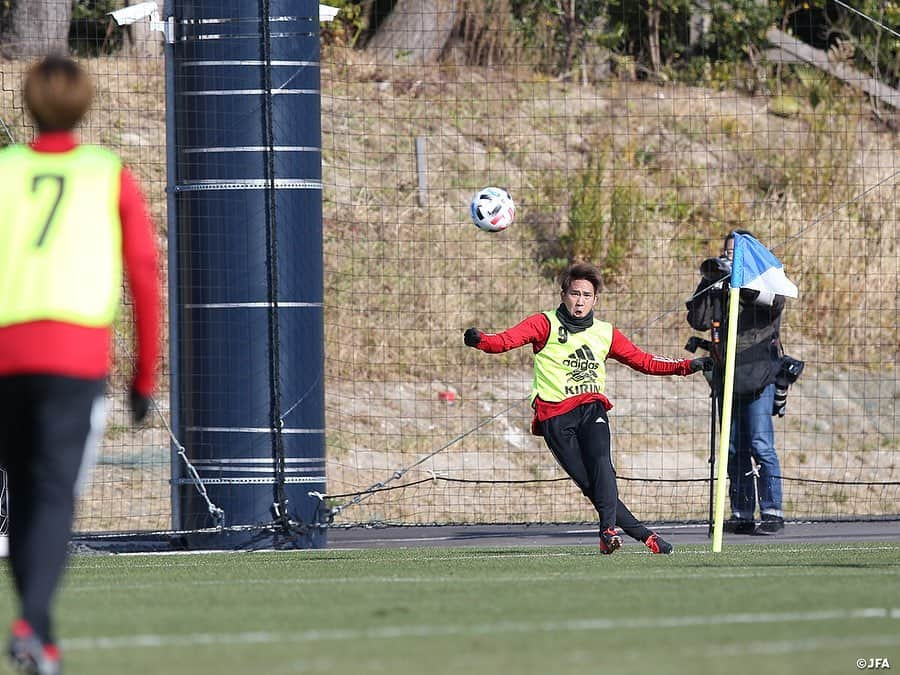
[{"xmin": 170, "ymin": 0, "xmax": 325, "ymax": 548}]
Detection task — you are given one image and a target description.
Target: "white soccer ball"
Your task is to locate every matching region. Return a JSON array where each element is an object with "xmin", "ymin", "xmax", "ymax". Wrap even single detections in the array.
[{"xmin": 470, "ymin": 187, "xmax": 515, "ymax": 233}]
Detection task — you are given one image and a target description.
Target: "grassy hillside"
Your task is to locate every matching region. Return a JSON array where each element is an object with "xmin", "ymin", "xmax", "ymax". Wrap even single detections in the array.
[
  {"xmin": 317, "ymin": 47, "xmax": 897, "ymax": 524},
  {"xmin": 1, "ymin": 49, "xmax": 896, "ymax": 528},
  {"xmin": 320, "ymin": 47, "xmax": 898, "ymax": 377}
]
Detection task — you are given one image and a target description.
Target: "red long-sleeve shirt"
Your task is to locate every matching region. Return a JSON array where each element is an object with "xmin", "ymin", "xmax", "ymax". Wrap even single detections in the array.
[
  {"xmin": 474, "ymin": 313, "xmax": 694, "ymax": 427},
  {"xmin": 0, "ymin": 132, "xmax": 160, "ymax": 395}
]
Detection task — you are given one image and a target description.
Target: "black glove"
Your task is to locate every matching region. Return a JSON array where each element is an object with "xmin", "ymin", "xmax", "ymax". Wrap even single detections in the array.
[
  {"xmin": 464, "ymin": 327, "xmax": 482, "ymax": 347},
  {"xmin": 129, "ymin": 385, "xmax": 151, "ymax": 424},
  {"xmin": 689, "ymin": 357, "xmax": 714, "ymax": 372}
]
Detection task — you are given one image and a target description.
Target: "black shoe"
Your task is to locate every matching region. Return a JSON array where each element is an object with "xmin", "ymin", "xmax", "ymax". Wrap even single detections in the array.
[
  {"xmin": 8, "ymin": 620, "xmax": 62, "ymax": 675},
  {"xmin": 724, "ymin": 517, "xmax": 756, "ymax": 534},
  {"xmin": 754, "ymin": 515, "xmax": 785, "ymax": 535},
  {"xmin": 644, "ymin": 532, "xmax": 674, "ymax": 555},
  {"xmin": 598, "ymin": 527, "xmax": 622, "ymax": 555}
]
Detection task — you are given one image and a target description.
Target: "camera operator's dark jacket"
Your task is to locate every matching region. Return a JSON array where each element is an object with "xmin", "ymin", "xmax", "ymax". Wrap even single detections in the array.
[{"xmin": 686, "ymin": 275, "xmax": 785, "ymax": 397}]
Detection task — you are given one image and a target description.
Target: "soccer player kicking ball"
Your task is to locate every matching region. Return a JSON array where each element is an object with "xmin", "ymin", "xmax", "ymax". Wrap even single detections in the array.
[
  {"xmin": 464, "ymin": 262, "xmax": 711, "ymax": 555},
  {"xmin": 0, "ymin": 56, "xmax": 160, "ymax": 674}
]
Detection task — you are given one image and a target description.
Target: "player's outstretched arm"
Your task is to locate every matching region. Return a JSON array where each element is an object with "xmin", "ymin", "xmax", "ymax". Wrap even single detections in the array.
[
  {"xmin": 463, "ymin": 313, "xmax": 551, "ymax": 354},
  {"xmin": 609, "ymin": 328, "xmax": 706, "ymax": 376}
]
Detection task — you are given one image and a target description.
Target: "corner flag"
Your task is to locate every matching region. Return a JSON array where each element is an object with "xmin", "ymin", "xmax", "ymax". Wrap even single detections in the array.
[
  {"xmin": 730, "ymin": 233, "xmax": 798, "ymax": 298},
  {"xmin": 711, "ymin": 233, "xmax": 798, "ymax": 552}
]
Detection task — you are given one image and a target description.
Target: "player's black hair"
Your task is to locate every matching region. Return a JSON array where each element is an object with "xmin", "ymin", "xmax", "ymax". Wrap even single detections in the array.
[{"xmin": 559, "ymin": 262, "xmax": 603, "ymax": 295}]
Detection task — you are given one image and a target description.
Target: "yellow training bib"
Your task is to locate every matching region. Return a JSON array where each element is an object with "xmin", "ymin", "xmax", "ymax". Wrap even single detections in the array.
[
  {"xmin": 532, "ymin": 312, "xmax": 613, "ymax": 403},
  {"xmin": 0, "ymin": 144, "xmax": 122, "ymax": 328}
]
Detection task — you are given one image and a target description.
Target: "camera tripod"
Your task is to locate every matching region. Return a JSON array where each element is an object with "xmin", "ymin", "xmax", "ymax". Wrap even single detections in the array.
[{"xmin": 685, "ymin": 334, "xmax": 722, "ymax": 537}]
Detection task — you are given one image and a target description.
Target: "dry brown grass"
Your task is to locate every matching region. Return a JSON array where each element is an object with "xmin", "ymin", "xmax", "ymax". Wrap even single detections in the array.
[
  {"xmin": 320, "ymin": 46, "xmax": 898, "ymax": 524},
  {"xmin": 2, "ymin": 49, "xmax": 896, "ymax": 529}
]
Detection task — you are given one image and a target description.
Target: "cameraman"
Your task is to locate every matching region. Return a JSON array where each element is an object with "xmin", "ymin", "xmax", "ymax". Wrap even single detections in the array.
[{"xmin": 686, "ymin": 230, "xmax": 786, "ymax": 535}]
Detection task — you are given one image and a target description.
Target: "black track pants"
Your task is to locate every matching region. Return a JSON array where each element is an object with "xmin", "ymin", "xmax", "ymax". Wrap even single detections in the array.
[
  {"xmin": 0, "ymin": 374, "xmax": 106, "ymax": 645},
  {"xmin": 542, "ymin": 402, "xmax": 651, "ymax": 542}
]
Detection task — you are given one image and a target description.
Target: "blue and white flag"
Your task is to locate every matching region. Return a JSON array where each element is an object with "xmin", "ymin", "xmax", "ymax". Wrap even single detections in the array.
[{"xmin": 730, "ymin": 233, "xmax": 798, "ymax": 298}]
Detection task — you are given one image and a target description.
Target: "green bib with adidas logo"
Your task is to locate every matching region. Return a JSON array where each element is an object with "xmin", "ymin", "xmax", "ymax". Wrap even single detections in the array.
[{"xmin": 532, "ymin": 312, "xmax": 613, "ymax": 403}]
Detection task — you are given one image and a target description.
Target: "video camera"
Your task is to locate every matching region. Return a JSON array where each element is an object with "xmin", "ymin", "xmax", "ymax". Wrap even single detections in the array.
[{"xmin": 700, "ymin": 255, "xmax": 731, "ymax": 282}]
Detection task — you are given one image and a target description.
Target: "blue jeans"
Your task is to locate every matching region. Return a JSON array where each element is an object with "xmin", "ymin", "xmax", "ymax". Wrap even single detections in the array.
[{"xmin": 728, "ymin": 383, "xmax": 783, "ymax": 519}]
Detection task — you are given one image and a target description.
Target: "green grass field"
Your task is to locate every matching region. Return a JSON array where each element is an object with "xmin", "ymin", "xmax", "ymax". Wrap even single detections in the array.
[{"xmin": 2, "ymin": 543, "xmax": 899, "ymax": 674}]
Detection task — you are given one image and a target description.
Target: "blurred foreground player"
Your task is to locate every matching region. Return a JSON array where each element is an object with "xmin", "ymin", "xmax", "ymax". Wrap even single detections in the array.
[{"xmin": 0, "ymin": 55, "xmax": 160, "ymax": 674}]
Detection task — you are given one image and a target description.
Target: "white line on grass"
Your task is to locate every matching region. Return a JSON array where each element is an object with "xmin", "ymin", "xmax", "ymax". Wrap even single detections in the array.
[
  {"xmin": 61, "ymin": 608, "xmax": 900, "ymax": 652},
  {"xmin": 61, "ymin": 566, "xmax": 900, "ymax": 594},
  {"xmin": 66, "ymin": 542, "xmax": 900, "ymax": 570},
  {"xmin": 711, "ymin": 633, "xmax": 900, "ymax": 657}
]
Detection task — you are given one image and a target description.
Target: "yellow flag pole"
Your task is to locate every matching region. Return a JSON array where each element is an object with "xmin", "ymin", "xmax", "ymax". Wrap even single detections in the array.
[{"xmin": 712, "ymin": 285, "xmax": 741, "ymax": 552}]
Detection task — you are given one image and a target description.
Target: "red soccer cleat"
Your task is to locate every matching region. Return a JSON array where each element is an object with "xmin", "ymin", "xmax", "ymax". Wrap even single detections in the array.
[
  {"xmin": 7, "ymin": 619, "xmax": 61, "ymax": 675},
  {"xmin": 645, "ymin": 532, "xmax": 674, "ymax": 555},
  {"xmin": 598, "ymin": 527, "xmax": 622, "ymax": 555}
]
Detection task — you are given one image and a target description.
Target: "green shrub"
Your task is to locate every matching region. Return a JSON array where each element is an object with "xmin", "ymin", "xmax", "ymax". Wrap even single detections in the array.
[
  {"xmin": 545, "ymin": 155, "xmax": 645, "ymax": 285},
  {"xmin": 70, "ymin": 0, "xmax": 124, "ymax": 56},
  {"xmin": 321, "ymin": 0, "xmax": 368, "ymax": 48}
]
